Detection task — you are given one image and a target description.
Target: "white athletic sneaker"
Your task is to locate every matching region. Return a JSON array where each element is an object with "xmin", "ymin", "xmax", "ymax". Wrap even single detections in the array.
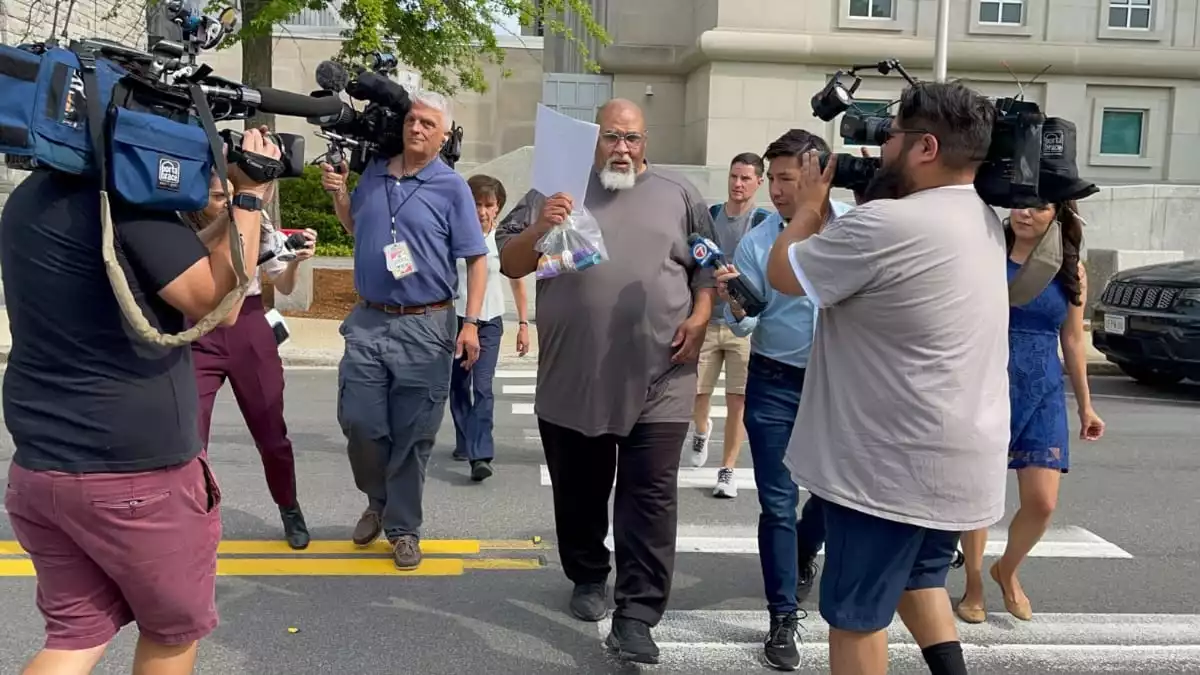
[
  {"xmin": 687, "ymin": 419, "xmax": 711, "ymax": 468},
  {"xmin": 713, "ymin": 467, "xmax": 738, "ymax": 498}
]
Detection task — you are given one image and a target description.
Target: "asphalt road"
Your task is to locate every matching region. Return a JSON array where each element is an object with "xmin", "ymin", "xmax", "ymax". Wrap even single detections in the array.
[{"xmin": 0, "ymin": 369, "xmax": 1198, "ymax": 674}]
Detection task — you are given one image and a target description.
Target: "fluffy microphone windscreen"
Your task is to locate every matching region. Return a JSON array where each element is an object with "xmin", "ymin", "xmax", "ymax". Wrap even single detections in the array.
[{"xmin": 315, "ymin": 60, "xmax": 350, "ymax": 93}]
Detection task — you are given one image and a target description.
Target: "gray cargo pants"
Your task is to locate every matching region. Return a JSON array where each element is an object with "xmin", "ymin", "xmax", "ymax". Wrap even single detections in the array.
[{"xmin": 337, "ymin": 303, "xmax": 455, "ymax": 540}]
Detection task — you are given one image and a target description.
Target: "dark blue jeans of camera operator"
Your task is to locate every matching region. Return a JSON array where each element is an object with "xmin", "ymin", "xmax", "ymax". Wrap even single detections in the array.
[
  {"xmin": 744, "ymin": 353, "xmax": 826, "ymax": 616},
  {"xmin": 450, "ymin": 316, "xmax": 503, "ymax": 461}
]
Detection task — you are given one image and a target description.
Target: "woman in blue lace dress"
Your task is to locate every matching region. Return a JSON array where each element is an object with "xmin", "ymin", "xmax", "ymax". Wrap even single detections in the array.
[{"xmin": 955, "ymin": 200, "xmax": 1106, "ymax": 624}]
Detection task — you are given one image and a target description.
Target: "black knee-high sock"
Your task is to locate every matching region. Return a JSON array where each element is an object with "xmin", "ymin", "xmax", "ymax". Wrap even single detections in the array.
[{"xmin": 922, "ymin": 641, "xmax": 967, "ymax": 675}]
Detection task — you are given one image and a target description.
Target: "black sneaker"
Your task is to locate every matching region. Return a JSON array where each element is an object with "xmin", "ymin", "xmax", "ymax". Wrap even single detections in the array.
[
  {"xmin": 470, "ymin": 460, "xmax": 494, "ymax": 482},
  {"xmin": 568, "ymin": 582, "xmax": 608, "ymax": 622},
  {"xmin": 279, "ymin": 505, "xmax": 310, "ymax": 550},
  {"xmin": 796, "ymin": 553, "xmax": 819, "ymax": 605},
  {"xmin": 605, "ymin": 617, "xmax": 659, "ymax": 664},
  {"xmin": 763, "ymin": 611, "xmax": 803, "ymax": 671}
]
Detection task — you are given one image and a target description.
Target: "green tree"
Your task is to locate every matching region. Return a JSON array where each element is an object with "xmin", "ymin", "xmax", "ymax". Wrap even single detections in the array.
[{"xmin": 222, "ymin": 0, "xmax": 610, "ymax": 96}]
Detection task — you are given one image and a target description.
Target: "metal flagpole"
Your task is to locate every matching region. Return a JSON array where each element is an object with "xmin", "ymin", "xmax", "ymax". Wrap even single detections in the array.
[{"xmin": 934, "ymin": 0, "xmax": 951, "ymax": 82}]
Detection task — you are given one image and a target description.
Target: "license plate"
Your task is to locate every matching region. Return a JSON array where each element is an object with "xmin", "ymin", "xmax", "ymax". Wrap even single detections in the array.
[{"xmin": 1104, "ymin": 313, "xmax": 1126, "ymax": 335}]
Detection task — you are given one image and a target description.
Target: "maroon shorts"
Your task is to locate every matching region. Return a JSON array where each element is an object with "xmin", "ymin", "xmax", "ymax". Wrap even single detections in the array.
[{"xmin": 5, "ymin": 456, "xmax": 223, "ymax": 650}]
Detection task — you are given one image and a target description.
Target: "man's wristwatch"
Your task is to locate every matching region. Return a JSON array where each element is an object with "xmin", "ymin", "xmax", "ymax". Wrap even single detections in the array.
[
  {"xmin": 232, "ymin": 192, "xmax": 264, "ymax": 212},
  {"xmin": 463, "ymin": 316, "xmax": 480, "ymax": 326}
]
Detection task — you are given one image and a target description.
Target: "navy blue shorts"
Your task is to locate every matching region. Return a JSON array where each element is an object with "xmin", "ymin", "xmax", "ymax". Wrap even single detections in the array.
[{"xmin": 817, "ymin": 497, "xmax": 962, "ymax": 632}]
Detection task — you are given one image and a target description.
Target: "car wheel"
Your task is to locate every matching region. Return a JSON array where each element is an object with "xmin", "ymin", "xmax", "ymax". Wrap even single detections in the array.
[{"xmin": 1118, "ymin": 363, "xmax": 1186, "ymax": 387}]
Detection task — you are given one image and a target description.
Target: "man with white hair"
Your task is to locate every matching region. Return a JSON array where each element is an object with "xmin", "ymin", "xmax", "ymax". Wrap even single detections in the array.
[
  {"xmin": 496, "ymin": 98, "xmax": 716, "ymax": 664},
  {"xmin": 320, "ymin": 91, "xmax": 488, "ymax": 570}
]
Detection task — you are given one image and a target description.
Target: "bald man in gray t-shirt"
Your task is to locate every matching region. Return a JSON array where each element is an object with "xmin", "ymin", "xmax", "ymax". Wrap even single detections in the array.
[{"xmin": 496, "ymin": 99, "xmax": 715, "ymax": 665}]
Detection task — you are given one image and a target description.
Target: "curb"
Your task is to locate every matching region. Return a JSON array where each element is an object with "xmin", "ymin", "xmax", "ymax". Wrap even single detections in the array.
[{"xmin": 0, "ymin": 348, "xmax": 1123, "ymax": 376}]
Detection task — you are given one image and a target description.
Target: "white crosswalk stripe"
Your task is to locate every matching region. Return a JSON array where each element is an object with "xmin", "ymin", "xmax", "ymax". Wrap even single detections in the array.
[
  {"xmin": 497, "ymin": 370, "xmax": 735, "ymax": 418},
  {"xmin": 596, "ymin": 611, "xmax": 1200, "ymax": 671},
  {"xmin": 493, "ymin": 370, "xmax": 1171, "ymax": 670}
]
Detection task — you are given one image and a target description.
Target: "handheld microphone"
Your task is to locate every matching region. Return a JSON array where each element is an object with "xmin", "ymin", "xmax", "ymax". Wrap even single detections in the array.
[
  {"xmin": 258, "ymin": 232, "xmax": 310, "ymax": 266},
  {"xmin": 687, "ymin": 234, "xmax": 768, "ymax": 318}
]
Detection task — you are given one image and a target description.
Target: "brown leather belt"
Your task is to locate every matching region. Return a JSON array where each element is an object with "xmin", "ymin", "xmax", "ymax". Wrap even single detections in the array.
[{"xmin": 363, "ymin": 299, "xmax": 451, "ymax": 315}]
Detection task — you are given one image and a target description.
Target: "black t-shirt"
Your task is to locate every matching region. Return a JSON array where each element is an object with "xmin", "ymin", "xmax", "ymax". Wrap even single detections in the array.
[{"xmin": 0, "ymin": 172, "xmax": 209, "ymax": 473}]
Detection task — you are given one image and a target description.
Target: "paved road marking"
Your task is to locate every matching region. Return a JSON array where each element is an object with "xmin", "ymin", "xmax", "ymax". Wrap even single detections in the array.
[
  {"xmin": 589, "ymin": 525, "xmax": 1129, "ymax": 557},
  {"xmin": 504, "ymin": 383, "xmax": 734, "ymax": 398},
  {"xmin": 0, "ymin": 556, "xmax": 543, "ymax": 577},
  {"xmin": 595, "ymin": 611, "xmax": 1200, "ymax": 670},
  {"xmin": 515, "ymin": 402, "xmax": 730, "ymax": 417},
  {"xmin": 0, "ymin": 539, "xmax": 550, "ymax": 558},
  {"xmin": 539, "ymin": 465, "xmax": 759, "ymax": 491},
  {"xmin": 494, "ymin": 370, "xmax": 539, "ymax": 379}
]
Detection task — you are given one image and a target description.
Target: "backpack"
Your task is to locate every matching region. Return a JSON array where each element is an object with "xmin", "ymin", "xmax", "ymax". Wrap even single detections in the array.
[{"xmin": 710, "ymin": 203, "xmax": 771, "ymax": 228}]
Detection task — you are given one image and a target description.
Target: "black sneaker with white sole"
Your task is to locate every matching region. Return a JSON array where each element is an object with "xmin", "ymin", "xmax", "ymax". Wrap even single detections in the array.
[
  {"xmin": 605, "ymin": 617, "xmax": 660, "ymax": 664},
  {"xmin": 763, "ymin": 611, "xmax": 803, "ymax": 671}
]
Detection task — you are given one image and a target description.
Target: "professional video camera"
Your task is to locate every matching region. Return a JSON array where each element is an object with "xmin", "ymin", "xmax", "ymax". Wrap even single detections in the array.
[
  {"xmin": 307, "ymin": 55, "xmax": 465, "ymax": 175},
  {"xmin": 808, "ymin": 59, "xmax": 1077, "ymax": 209},
  {"xmin": 0, "ymin": 1, "xmax": 351, "ymax": 347}
]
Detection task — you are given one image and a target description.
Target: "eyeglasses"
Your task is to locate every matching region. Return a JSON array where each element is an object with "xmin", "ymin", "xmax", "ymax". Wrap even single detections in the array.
[{"xmin": 600, "ymin": 132, "xmax": 646, "ymax": 147}]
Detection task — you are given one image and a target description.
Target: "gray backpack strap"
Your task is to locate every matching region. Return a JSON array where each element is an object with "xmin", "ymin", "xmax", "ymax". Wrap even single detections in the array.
[{"xmin": 1008, "ymin": 218, "xmax": 1063, "ymax": 306}]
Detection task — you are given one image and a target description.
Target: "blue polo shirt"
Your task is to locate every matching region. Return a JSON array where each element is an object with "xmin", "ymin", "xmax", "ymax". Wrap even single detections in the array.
[
  {"xmin": 350, "ymin": 156, "xmax": 488, "ymax": 307},
  {"xmin": 722, "ymin": 202, "xmax": 852, "ymax": 369}
]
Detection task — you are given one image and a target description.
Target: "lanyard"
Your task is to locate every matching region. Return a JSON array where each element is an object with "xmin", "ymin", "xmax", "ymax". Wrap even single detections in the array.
[{"xmin": 384, "ymin": 175, "xmax": 425, "ymax": 244}]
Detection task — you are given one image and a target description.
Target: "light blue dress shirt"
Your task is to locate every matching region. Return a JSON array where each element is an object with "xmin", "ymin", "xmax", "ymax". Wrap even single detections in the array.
[{"xmin": 722, "ymin": 201, "xmax": 853, "ymax": 369}]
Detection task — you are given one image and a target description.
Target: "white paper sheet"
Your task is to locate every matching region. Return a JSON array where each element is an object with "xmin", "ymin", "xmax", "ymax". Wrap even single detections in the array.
[{"xmin": 531, "ymin": 104, "xmax": 600, "ymax": 203}]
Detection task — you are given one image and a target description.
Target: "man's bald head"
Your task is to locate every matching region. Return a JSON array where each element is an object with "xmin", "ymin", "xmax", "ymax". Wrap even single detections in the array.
[
  {"xmin": 594, "ymin": 98, "xmax": 648, "ymax": 190},
  {"xmin": 596, "ymin": 98, "xmax": 645, "ymax": 130}
]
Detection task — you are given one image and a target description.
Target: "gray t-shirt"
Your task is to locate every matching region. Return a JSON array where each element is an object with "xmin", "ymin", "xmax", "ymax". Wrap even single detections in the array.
[
  {"xmin": 710, "ymin": 205, "xmax": 758, "ymax": 323},
  {"xmin": 495, "ymin": 167, "xmax": 717, "ymax": 437},
  {"xmin": 783, "ymin": 184, "xmax": 1011, "ymax": 531}
]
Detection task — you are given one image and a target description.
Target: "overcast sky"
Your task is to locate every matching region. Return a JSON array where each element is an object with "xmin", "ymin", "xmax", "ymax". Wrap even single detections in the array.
[{"xmin": 493, "ymin": 12, "xmax": 522, "ymax": 38}]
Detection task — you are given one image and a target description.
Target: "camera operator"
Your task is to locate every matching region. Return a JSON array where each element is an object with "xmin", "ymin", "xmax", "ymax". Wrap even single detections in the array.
[
  {"xmin": 713, "ymin": 129, "xmax": 852, "ymax": 671},
  {"xmin": 187, "ymin": 180, "xmax": 318, "ymax": 551},
  {"xmin": 319, "ymin": 91, "xmax": 489, "ymax": 571},
  {"xmin": 1, "ymin": 128, "xmax": 280, "ymax": 674},
  {"xmin": 764, "ymin": 82, "xmax": 1008, "ymax": 675}
]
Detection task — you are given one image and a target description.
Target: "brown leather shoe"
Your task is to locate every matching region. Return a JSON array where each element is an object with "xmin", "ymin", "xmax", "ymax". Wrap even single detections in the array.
[
  {"xmin": 393, "ymin": 535, "xmax": 422, "ymax": 571},
  {"xmin": 351, "ymin": 510, "xmax": 382, "ymax": 546}
]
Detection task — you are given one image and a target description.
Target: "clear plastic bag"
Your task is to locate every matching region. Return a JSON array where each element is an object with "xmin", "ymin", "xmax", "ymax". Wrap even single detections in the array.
[{"xmin": 534, "ymin": 207, "xmax": 609, "ymax": 279}]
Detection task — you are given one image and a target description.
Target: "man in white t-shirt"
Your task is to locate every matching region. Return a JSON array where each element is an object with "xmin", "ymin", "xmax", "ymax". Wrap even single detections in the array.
[{"xmin": 765, "ymin": 82, "xmax": 1009, "ymax": 675}]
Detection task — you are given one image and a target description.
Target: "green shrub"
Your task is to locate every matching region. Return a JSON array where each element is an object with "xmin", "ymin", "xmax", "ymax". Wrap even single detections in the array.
[{"xmin": 278, "ymin": 165, "xmax": 361, "ymax": 256}]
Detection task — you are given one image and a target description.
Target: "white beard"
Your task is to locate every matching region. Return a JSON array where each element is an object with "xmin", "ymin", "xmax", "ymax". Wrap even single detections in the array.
[{"xmin": 599, "ymin": 166, "xmax": 637, "ymax": 191}]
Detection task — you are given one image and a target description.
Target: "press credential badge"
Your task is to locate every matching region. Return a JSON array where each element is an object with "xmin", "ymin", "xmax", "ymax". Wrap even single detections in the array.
[{"xmin": 384, "ymin": 241, "xmax": 416, "ymax": 279}]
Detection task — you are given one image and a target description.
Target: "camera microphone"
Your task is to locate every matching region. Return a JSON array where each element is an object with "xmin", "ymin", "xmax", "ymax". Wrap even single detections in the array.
[
  {"xmin": 687, "ymin": 233, "xmax": 769, "ymax": 317},
  {"xmin": 315, "ymin": 60, "xmax": 350, "ymax": 93}
]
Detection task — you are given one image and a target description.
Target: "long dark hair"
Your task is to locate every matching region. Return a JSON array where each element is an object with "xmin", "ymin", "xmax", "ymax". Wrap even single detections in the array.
[{"xmin": 1004, "ymin": 200, "xmax": 1083, "ymax": 306}]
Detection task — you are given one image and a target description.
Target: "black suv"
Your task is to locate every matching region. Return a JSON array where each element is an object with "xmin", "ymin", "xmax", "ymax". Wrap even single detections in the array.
[{"xmin": 1092, "ymin": 260, "xmax": 1200, "ymax": 385}]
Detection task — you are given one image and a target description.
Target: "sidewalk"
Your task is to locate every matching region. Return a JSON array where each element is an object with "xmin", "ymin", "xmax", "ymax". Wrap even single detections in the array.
[{"xmin": 0, "ymin": 312, "xmax": 1120, "ymax": 375}]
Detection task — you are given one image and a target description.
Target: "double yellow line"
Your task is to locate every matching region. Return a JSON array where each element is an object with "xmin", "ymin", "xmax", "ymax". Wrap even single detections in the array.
[{"xmin": 0, "ymin": 538, "xmax": 552, "ymax": 577}]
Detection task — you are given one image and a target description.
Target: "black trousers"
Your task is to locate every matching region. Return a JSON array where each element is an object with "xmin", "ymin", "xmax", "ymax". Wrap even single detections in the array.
[{"xmin": 538, "ymin": 418, "xmax": 689, "ymax": 626}]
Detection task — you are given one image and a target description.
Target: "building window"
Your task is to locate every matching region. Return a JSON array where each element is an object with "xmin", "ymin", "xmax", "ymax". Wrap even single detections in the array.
[
  {"xmin": 849, "ymin": 0, "xmax": 894, "ymax": 19},
  {"xmin": 1108, "ymin": 0, "xmax": 1152, "ymax": 29},
  {"xmin": 979, "ymin": 0, "xmax": 1023, "ymax": 24},
  {"xmin": 1099, "ymin": 109, "xmax": 1145, "ymax": 155}
]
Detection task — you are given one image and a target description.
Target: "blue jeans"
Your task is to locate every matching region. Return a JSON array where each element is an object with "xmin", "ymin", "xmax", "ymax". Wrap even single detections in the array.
[
  {"xmin": 744, "ymin": 353, "xmax": 827, "ymax": 615},
  {"xmin": 450, "ymin": 316, "xmax": 503, "ymax": 461}
]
